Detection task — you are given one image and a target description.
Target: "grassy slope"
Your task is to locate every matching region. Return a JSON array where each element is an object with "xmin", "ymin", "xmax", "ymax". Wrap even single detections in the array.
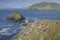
[
  {"xmin": 11, "ymin": 20, "xmax": 60, "ymax": 40},
  {"xmin": 28, "ymin": 2, "xmax": 60, "ymax": 9}
]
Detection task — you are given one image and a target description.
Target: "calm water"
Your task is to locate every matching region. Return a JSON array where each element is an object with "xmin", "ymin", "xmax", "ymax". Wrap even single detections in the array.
[{"xmin": 0, "ymin": 9, "xmax": 60, "ymax": 40}]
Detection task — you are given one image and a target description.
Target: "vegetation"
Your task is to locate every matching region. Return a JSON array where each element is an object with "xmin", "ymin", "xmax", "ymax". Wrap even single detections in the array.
[
  {"xmin": 28, "ymin": 2, "xmax": 60, "ymax": 9},
  {"xmin": 9, "ymin": 12, "xmax": 22, "ymax": 18},
  {"xmin": 11, "ymin": 20, "xmax": 60, "ymax": 40},
  {"xmin": 7, "ymin": 11, "xmax": 25, "ymax": 22}
]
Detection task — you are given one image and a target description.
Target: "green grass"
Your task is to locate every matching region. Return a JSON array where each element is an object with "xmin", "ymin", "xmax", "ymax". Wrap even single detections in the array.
[
  {"xmin": 28, "ymin": 2, "xmax": 60, "ymax": 9},
  {"xmin": 27, "ymin": 29, "xmax": 41, "ymax": 40},
  {"xmin": 24, "ymin": 20, "xmax": 60, "ymax": 40},
  {"xmin": 11, "ymin": 20, "xmax": 60, "ymax": 40}
]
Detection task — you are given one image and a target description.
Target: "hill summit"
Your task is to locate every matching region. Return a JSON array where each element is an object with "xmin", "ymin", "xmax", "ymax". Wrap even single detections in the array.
[{"xmin": 28, "ymin": 2, "xmax": 60, "ymax": 9}]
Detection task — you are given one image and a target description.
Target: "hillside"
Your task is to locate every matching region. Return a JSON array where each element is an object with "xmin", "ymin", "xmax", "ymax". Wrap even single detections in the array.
[
  {"xmin": 28, "ymin": 2, "xmax": 60, "ymax": 9},
  {"xmin": 11, "ymin": 20, "xmax": 60, "ymax": 40}
]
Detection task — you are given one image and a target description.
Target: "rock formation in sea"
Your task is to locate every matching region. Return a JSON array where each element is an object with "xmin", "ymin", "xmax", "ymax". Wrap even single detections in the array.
[{"xmin": 7, "ymin": 11, "xmax": 25, "ymax": 23}]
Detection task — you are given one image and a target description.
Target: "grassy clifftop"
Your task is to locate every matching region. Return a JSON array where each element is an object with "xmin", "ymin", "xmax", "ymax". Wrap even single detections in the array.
[
  {"xmin": 28, "ymin": 2, "xmax": 60, "ymax": 9},
  {"xmin": 11, "ymin": 20, "xmax": 60, "ymax": 40}
]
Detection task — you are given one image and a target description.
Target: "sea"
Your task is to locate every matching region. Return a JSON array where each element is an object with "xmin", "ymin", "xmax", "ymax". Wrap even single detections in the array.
[{"xmin": 0, "ymin": 9, "xmax": 60, "ymax": 40}]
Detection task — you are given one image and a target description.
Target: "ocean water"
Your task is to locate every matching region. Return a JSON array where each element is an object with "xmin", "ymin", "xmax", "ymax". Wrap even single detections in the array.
[{"xmin": 0, "ymin": 9, "xmax": 60, "ymax": 40}]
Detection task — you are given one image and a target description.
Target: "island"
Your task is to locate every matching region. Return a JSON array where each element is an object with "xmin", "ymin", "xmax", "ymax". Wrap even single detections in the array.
[
  {"xmin": 27, "ymin": 2, "xmax": 60, "ymax": 9},
  {"xmin": 7, "ymin": 12, "xmax": 25, "ymax": 23}
]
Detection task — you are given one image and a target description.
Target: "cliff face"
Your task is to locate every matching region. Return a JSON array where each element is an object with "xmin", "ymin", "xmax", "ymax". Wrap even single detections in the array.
[
  {"xmin": 28, "ymin": 2, "xmax": 60, "ymax": 9},
  {"xmin": 11, "ymin": 20, "xmax": 60, "ymax": 40}
]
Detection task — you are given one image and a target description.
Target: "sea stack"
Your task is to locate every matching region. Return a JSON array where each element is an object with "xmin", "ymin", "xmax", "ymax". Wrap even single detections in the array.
[{"xmin": 7, "ymin": 11, "xmax": 25, "ymax": 23}]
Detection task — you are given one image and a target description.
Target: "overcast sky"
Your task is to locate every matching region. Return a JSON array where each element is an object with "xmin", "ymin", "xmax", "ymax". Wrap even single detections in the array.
[{"xmin": 0, "ymin": 0, "xmax": 60, "ymax": 9}]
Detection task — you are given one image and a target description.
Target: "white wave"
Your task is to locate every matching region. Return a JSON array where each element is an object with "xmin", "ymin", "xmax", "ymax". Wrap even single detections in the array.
[
  {"xmin": 0, "ymin": 33, "xmax": 13, "ymax": 35},
  {"xmin": 0, "ymin": 28, "xmax": 13, "ymax": 35}
]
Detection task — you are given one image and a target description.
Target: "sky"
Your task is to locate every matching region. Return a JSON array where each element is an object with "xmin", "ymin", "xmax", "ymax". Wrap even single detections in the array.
[{"xmin": 0, "ymin": 0, "xmax": 60, "ymax": 9}]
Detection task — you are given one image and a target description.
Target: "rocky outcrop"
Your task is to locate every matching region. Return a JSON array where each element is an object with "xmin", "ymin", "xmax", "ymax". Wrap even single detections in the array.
[{"xmin": 7, "ymin": 12, "xmax": 25, "ymax": 23}]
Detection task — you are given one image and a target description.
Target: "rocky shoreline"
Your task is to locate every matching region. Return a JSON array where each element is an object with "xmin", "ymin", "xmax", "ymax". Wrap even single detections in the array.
[{"xmin": 7, "ymin": 11, "xmax": 60, "ymax": 40}]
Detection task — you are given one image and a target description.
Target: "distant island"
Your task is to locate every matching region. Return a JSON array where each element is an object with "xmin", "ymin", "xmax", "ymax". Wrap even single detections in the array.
[{"xmin": 27, "ymin": 2, "xmax": 60, "ymax": 9}]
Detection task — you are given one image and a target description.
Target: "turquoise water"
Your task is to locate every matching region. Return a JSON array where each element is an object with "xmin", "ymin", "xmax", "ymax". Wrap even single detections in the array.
[{"xmin": 0, "ymin": 9, "xmax": 60, "ymax": 40}]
